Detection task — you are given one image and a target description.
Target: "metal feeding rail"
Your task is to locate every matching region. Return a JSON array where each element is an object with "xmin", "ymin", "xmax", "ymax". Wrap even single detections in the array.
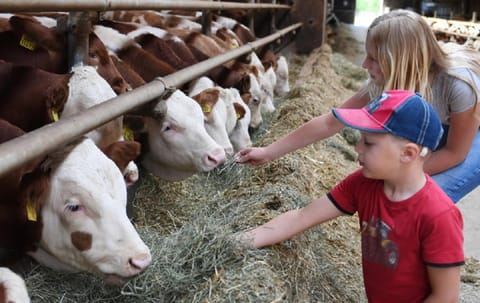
[
  {"xmin": 0, "ymin": 0, "xmax": 290, "ymax": 13},
  {"xmin": 0, "ymin": 22, "xmax": 302, "ymax": 177}
]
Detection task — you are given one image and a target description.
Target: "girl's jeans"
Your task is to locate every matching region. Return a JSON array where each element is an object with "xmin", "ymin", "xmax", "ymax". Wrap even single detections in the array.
[{"xmin": 432, "ymin": 130, "xmax": 480, "ymax": 203}]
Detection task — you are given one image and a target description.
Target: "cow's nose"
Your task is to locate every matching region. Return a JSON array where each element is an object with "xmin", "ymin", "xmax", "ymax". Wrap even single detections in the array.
[
  {"xmin": 128, "ymin": 253, "xmax": 151, "ymax": 273},
  {"xmin": 206, "ymin": 148, "xmax": 226, "ymax": 167}
]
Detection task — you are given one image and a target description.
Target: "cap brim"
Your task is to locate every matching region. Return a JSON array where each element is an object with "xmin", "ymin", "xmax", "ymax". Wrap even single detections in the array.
[{"xmin": 332, "ymin": 108, "xmax": 388, "ymax": 133}]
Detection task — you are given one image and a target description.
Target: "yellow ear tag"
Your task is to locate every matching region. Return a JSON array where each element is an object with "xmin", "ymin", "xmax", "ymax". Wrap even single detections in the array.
[
  {"xmin": 51, "ymin": 109, "xmax": 59, "ymax": 122},
  {"xmin": 202, "ymin": 103, "xmax": 212, "ymax": 114},
  {"xmin": 26, "ymin": 199, "xmax": 37, "ymax": 222},
  {"xmin": 123, "ymin": 126, "xmax": 134, "ymax": 141},
  {"xmin": 19, "ymin": 34, "xmax": 37, "ymax": 51},
  {"xmin": 231, "ymin": 43, "xmax": 238, "ymax": 49},
  {"xmin": 236, "ymin": 112, "xmax": 242, "ymax": 120}
]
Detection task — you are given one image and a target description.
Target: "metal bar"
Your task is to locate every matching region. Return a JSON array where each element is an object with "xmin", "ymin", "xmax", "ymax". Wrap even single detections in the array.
[
  {"xmin": 0, "ymin": 0, "xmax": 290, "ymax": 13},
  {"xmin": 67, "ymin": 12, "xmax": 91, "ymax": 66},
  {"xmin": 0, "ymin": 22, "xmax": 302, "ymax": 177}
]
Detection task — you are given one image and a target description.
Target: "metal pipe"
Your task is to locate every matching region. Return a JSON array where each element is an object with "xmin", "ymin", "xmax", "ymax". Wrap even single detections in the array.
[
  {"xmin": 0, "ymin": 0, "xmax": 290, "ymax": 13},
  {"xmin": 0, "ymin": 22, "xmax": 302, "ymax": 177},
  {"xmin": 67, "ymin": 12, "xmax": 90, "ymax": 66}
]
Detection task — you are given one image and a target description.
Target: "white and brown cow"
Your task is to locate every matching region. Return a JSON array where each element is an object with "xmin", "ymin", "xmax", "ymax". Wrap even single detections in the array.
[
  {"xmin": 125, "ymin": 89, "xmax": 226, "ymax": 181},
  {"xmin": 0, "ymin": 118, "xmax": 150, "ymax": 293},
  {"xmin": 0, "ymin": 61, "xmax": 139, "ymax": 185},
  {"xmin": 0, "ymin": 14, "xmax": 129, "ymax": 95},
  {"xmin": 20, "ymin": 138, "xmax": 151, "ymax": 283},
  {"xmin": 188, "ymin": 76, "xmax": 252, "ymax": 154}
]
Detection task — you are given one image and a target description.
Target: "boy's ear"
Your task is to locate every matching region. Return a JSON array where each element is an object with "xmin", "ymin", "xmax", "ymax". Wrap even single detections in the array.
[{"xmin": 400, "ymin": 143, "xmax": 423, "ymax": 162}]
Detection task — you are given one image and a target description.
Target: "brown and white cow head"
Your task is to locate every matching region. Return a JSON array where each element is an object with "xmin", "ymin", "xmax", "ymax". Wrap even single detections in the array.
[
  {"xmin": 274, "ymin": 55, "xmax": 290, "ymax": 97},
  {"xmin": 21, "ymin": 138, "xmax": 150, "ymax": 283},
  {"xmin": 191, "ymin": 88, "xmax": 234, "ymax": 156},
  {"xmin": 61, "ymin": 65, "xmax": 139, "ymax": 185},
  {"xmin": 125, "ymin": 90, "xmax": 226, "ymax": 181},
  {"xmin": 223, "ymin": 88, "xmax": 252, "ymax": 152}
]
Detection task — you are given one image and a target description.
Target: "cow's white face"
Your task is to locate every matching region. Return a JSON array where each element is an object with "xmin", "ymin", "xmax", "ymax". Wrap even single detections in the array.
[
  {"xmin": 226, "ymin": 88, "xmax": 252, "ymax": 152},
  {"xmin": 247, "ymin": 74, "xmax": 263, "ymax": 128},
  {"xmin": 202, "ymin": 89, "xmax": 234, "ymax": 156},
  {"xmin": 29, "ymin": 139, "xmax": 151, "ymax": 282},
  {"xmin": 274, "ymin": 56, "xmax": 290, "ymax": 96},
  {"xmin": 63, "ymin": 65, "xmax": 121, "ymax": 149},
  {"xmin": 142, "ymin": 90, "xmax": 226, "ymax": 181},
  {"xmin": 62, "ymin": 65, "xmax": 139, "ymax": 185},
  {"xmin": 259, "ymin": 67, "xmax": 277, "ymax": 114}
]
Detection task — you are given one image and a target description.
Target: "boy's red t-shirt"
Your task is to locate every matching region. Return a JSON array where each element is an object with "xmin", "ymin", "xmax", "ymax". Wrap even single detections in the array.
[{"xmin": 328, "ymin": 169, "xmax": 464, "ymax": 303}]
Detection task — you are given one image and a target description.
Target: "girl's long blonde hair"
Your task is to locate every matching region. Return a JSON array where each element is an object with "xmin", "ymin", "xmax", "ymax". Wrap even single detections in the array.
[{"xmin": 366, "ymin": 9, "xmax": 480, "ymax": 106}]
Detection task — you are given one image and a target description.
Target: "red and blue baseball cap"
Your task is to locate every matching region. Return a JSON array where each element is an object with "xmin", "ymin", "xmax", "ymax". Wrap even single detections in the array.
[{"xmin": 332, "ymin": 90, "xmax": 443, "ymax": 150}]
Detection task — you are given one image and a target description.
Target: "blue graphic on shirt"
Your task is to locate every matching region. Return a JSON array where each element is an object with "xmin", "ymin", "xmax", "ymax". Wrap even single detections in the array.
[{"xmin": 360, "ymin": 217, "xmax": 399, "ymax": 268}]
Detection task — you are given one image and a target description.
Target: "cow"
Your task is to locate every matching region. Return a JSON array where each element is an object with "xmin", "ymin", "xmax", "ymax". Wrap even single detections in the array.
[
  {"xmin": 189, "ymin": 77, "xmax": 235, "ymax": 155},
  {"xmin": 93, "ymin": 24, "xmax": 177, "ymax": 82},
  {"xmin": 188, "ymin": 76, "xmax": 252, "ymax": 153},
  {"xmin": 0, "ymin": 60, "xmax": 139, "ymax": 185},
  {"xmin": 257, "ymin": 47, "xmax": 291, "ymax": 97},
  {"xmin": 101, "ymin": 10, "xmax": 202, "ymax": 32},
  {"xmin": 212, "ymin": 14, "xmax": 256, "ymax": 44},
  {"xmin": 124, "ymin": 89, "xmax": 226, "ymax": 181},
  {"xmin": 0, "ymin": 118, "xmax": 150, "ymax": 287},
  {"xmin": 248, "ymin": 51, "xmax": 276, "ymax": 113},
  {"xmin": 0, "ymin": 267, "xmax": 30, "ymax": 303},
  {"xmin": 224, "ymin": 87, "xmax": 252, "ymax": 152},
  {"xmin": 273, "ymin": 55, "xmax": 290, "ymax": 96},
  {"xmin": 60, "ymin": 64, "xmax": 140, "ymax": 185},
  {"xmin": 0, "ymin": 14, "xmax": 129, "ymax": 95}
]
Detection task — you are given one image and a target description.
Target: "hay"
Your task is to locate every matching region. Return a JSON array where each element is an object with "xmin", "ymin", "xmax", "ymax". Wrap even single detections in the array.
[{"xmin": 22, "ymin": 38, "xmax": 373, "ymax": 302}]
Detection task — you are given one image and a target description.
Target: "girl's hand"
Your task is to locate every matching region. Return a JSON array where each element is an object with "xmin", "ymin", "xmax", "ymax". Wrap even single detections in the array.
[{"xmin": 235, "ymin": 147, "xmax": 271, "ymax": 166}]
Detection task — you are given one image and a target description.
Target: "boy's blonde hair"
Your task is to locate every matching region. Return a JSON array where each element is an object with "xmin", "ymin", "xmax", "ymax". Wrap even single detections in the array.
[{"xmin": 366, "ymin": 9, "xmax": 480, "ymax": 108}]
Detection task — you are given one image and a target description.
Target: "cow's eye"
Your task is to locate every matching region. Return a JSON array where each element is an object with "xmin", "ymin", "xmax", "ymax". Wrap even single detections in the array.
[
  {"xmin": 66, "ymin": 204, "xmax": 81, "ymax": 212},
  {"xmin": 162, "ymin": 124, "xmax": 171, "ymax": 132}
]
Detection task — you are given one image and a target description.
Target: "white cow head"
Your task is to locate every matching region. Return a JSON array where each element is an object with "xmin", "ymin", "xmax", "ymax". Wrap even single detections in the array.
[
  {"xmin": 61, "ymin": 65, "xmax": 139, "ymax": 186},
  {"xmin": 125, "ymin": 90, "xmax": 226, "ymax": 181},
  {"xmin": 24, "ymin": 138, "xmax": 151, "ymax": 284},
  {"xmin": 274, "ymin": 55, "xmax": 290, "ymax": 96},
  {"xmin": 259, "ymin": 66, "xmax": 277, "ymax": 113},
  {"xmin": 0, "ymin": 267, "xmax": 30, "ymax": 303},
  {"xmin": 224, "ymin": 88, "xmax": 252, "ymax": 152},
  {"xmin": 245, "ymin": 73, "xmax": 264, "ymax": 128},
  {"xmin": 192, "ymin": 88, "xmax": 235, "ymax": 156}
]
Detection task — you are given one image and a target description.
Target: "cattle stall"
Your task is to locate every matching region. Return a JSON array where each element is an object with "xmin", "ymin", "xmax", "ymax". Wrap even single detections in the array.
[
  {"xmin": 0, "ymin": 0, "xmax": 333, "ymax": 178},
  {"xmin": 0, "ymin": 1, "xmax": 356, "ymax": 303}
]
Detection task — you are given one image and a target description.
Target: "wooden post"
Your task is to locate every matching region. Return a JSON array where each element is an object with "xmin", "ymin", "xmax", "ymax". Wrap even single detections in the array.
[{"xmin": 290, "ymin": 0, "xmax": 327, "ymax": 54}]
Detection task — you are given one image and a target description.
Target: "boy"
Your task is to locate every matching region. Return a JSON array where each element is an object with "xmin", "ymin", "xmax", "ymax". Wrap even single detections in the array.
[{"xmin": 236, "ymin": 90, "xmax": 464, "ymax": 302}]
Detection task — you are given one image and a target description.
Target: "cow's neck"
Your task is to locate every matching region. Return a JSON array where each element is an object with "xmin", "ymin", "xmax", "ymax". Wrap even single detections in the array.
[
  {"xmin": 141, "ymin": 158, "xmax": 195, "ymax": 181},
  {"xmin": 28, "ymin": 248, "xmax": 78, "ymax": 272}
]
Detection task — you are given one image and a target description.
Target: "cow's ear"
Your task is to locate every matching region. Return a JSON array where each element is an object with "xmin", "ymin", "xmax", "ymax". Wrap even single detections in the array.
[
  {"xmin": 233, "ymin": 102, "xmax": 246, "ymax": 120},
  {"xmin": 123, "ymin": 115, "xmax": 148, "ymax": 134},
  {"xmin": 18, "ymin": 163, "xmax": 51, "ymax": 222},
  {"xmin": 240, "ymin": 93, "xmax": 251, "ymax": 104},
  {"xmin": 239, "ymin": 75, "xmax": 251, "ymax": 93},
  {"xmin": 46, "ymin": 75, "xmax": 71, "ymax": 122},
  {"xmin": 191, "ymin": 90, "xmax": 218, "ymax": 115},
  {"xmin": 9, "ymin": 15, "xmax": 63, "ymax": 52},
  {"xmin": 102, "ymin": 141, "xmax": 141, "ymax": 172}
]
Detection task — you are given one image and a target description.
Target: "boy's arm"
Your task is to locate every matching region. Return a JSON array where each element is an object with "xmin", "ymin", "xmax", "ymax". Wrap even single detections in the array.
[
  {"xmin": 244, "ymin": 195, "xmax": 344, "ymax": 248},
  {"xmin": 424, "ymin": 266, "xmax": 461, "ymax": 303}
]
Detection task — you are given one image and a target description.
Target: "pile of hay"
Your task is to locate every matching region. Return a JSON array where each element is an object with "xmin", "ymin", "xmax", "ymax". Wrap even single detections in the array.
[{"xmin": 22, "ymin": 42, "xmax": 372, "ymax": 302}]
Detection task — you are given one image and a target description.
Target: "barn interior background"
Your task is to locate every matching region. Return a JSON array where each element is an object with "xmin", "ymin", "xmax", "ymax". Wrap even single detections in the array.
[{"xmin": 1, "ymin": 0, "xmax": 480, "ymax": 302}]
